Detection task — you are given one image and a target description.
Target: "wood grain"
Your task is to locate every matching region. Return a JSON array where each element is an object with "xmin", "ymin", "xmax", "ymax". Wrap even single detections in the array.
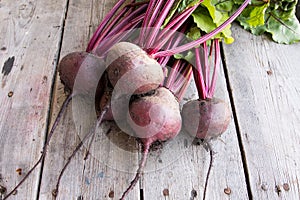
[
  {"xmin": 2, "ymin": 1, "xmax": 300, "ymax": 200},
  {"xmin": 223, "ymin": 24, "xmax": 300, "ymax": 199},
  {"xmin": 0, "ymin": 0, "xmax": 68, "ymax": 199}
]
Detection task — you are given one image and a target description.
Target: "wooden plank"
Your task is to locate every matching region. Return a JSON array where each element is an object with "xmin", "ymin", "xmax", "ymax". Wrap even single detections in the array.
[
  {"xmin": 223, "ymin": 24, "xmax": 300, "ymax": 199},
  {"xmin": 141, "ymin": 65, "xmax": 249, "ymax": 199},
  {"xmin": 0, "ymin": 0, "xmax": 67, "ymax": 199},
  {"xmin": 38, "ymin": 1, "xmax": 140, "ymax": 199}
]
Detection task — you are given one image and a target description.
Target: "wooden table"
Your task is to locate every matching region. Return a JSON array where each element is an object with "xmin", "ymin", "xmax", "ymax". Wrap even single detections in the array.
[{"xmin": 1, "ymin": 1, "xmax": 300, "ymax": 199}]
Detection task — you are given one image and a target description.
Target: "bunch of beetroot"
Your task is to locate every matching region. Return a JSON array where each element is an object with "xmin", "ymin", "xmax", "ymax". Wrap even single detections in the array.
[{"xmin": 3, "ymin": 0, "xmax": 251, "ymax": 199}]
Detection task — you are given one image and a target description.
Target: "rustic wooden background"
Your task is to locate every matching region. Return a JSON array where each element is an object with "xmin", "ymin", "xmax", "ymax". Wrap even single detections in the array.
[{"xmin": 1, "ymin": 0, "xmax": 300, "ymax": 199}]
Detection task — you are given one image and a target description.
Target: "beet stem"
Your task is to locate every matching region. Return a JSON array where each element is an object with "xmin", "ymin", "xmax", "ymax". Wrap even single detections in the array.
[
  {"xmin": 146, "ymin": 0, "xmax": 175, "ymax": 48},
  {"xmin": 150, "ymin": 3, "xmax": 199, "ymax": 54},
  {"xmin": 92, "ymin": 5, "xmax": 147, "ymax": 53},
  {"xmin": 152, "ymin": 0, "xmax": 251, "ymax": 58},
  {"xmin": 147, "ymin": 0, "xmax": 163, "ymax": 28},
  {"xmin": 165, "ymin": 59, "xmax": 181, "ymax": 88},
  {"xmin": 86, "ymin": 0, "xmax": 127, "ymax": 51},
  {"xmin": 138, "ymin": 0, "xmax": 157, "ymax": 45},
  {"xmin": 93, "ymin": 14, "xmax": 145, "ymax": 55},
  {"xmin": 207, "ymin": 39, "xmax": 220, "ymax": 98},
  {"xmin": 120, "ymin": 143, "xmax": 150, "ymax": 200},
  {"xmin": 142, "ymin": 0, "xmax": 164, "ymax": 47},
  {"xmin": 3, "ymin": 94, "xmax": 73, "ymax": 200},
  {"xmin": 176, "ymin": 65, "xmax": 193, "ymax": 101},
  {"xmin": 203, "ymin": 42, "xmax": 210, "ymax": 93},
  {"xmin": 92, "ymin": 6, "xmax": 130, "ymax": 49},
  {"xmin": 151, "ymin": 23, "xmax": 187, "ymax": 59},
  {"xmin": 194, "ymin": 47, "xmax": 207, "ymax": 99},
  {"xmin": 53, "ymin": 105, "xmax": 109, "ymax": 198}
]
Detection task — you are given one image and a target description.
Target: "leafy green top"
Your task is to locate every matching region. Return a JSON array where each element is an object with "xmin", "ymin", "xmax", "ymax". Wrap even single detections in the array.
[{"xmin": 167, "ymin": 0, "xmax": 300, "ymax": 44}]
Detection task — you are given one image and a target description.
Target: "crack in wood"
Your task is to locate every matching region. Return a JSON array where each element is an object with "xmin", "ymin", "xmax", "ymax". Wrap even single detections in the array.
[{"xmin": 220, "ymin": 42, "xmax": 253, "ymax": 200}]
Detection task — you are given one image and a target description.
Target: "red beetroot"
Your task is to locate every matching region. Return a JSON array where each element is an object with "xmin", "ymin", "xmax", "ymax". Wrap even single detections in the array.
[
  {"xmin": 181, "ymin": 98, "xmax": 231, "ymax": 140},
  {"xmin": 120, "ymin": 87, "xmax": 182, "ymax": 199},
  {"xmin": 106, "ymin": 42, "xmax": 164, "ymax": 94},
  {"xmin": 127, "ymin": 87, "xmax": 181, "ymax": 143},
  {"xmin": 58, "ymin": 51, "xmax": 106, "ymax": 97}
]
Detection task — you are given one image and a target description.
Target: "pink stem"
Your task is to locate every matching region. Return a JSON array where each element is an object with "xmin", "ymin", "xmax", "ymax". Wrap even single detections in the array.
[
  {"xmin": 92, "ymin": 4, "xmax": 147, "ymax": 52},
  {"xmin": 147, "ymin": 0, "xmax": 164, "ymax": 28},
  {"xmin": 194, "ymin": 47, "xmax": 207, "ymax": 100},
  {"xmin": 203, "ymin": 42, "xmax": 209, "ymax": 93},
  {"xmin": 92, "ymin": 14, "xmax": 145, "ymax": 55},
  {"xmin": 177, "ymin": 66, "xmax": 193, "ymax": 101},
  {"xmin": 86, "ymin": 0, "xmax": 127, "ymax": 51},
  {"xmin": 207, "ymin": 39, "xmax": 220, "ymax": 98},
  {"xmin": 138, "ymin": 0, "xmax": 157, "ymax": 45},
  {"xmin": 165, "ymin": 59, "xmax": 181, "ymax": 88},
  {"xmin": 92, "ymin": 7, "xmax": 130, "ymax": 49},
  {"xmin": 142, "ymin": 0, "xmax": 165, "ymax": 48},
  {"xmin": 146, "ymin": 0, "xmax": 175, "ymax": 48},
  {"xmin": 148, "ymin": 6, "xmax": 196, "ymax": 55},
  {"xmin": 152, "ymin": 0, "xmax": 251, "ymax": 58}
]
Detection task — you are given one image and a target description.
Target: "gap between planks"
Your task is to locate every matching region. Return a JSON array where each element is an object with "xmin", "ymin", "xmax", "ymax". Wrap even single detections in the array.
[
  {"xmin": 220, "ymin": 42, "xmax": 253, "ymax": 200},
  {"xmin": 35, "ymin": 0, "xmax": 71, "ymax": 199}
]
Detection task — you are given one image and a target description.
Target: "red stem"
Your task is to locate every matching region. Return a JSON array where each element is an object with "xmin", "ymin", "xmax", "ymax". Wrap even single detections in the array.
[
  {"xmin": 92, "ymin": 5, "xmax": 147, "ymax": 52},
  {"xmin": 176, "ymin": 65, "xmax": 193, "ymax": 101},
  {"xmin": 194, "ymin": 47, "xmax": 207, "ymax": 100},
  {"xmin": 148, "ymin": 6, "xmax": 196, "ymax": 55},
  {"xmin": 165, "ymin": 59, "xmax": 181, "ymax": 88},
  {"xmin": 207, "ymin": 39, "xmax": 220, "ymax": 98},
  {"xmin": 152, "ymin": 0, "xmax": 251, "ymax": 58},
  {"xmin": 91, "ymin": 6, "xmax": 130, "ymax": 49},
  {"xmin": 92, "ymin": 14, "xmax": 145, "ymax": 56},
  {"xmin": 146, "ymin": 0, "xmax": 175, "ymax": 48},
  {"xmin": 203, "ymin": 42, "xmax": 209, "ymax": 93},
  {"xmin": 138, "ymin": 0, "xmax": 157, "ymax": 45},
  {"xmin": 86, "ymin": 0, "xmax": 127, "ymax": 51}
]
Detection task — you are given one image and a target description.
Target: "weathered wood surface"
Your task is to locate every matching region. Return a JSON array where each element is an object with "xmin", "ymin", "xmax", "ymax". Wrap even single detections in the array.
[
  {"xmin": 1, "ymin": 1, "xmax": 300, "ymax": 200},
  {"xmin": 223, "ymin": 25, "xmax": 300, "ymax": 199},
  {"xmin": 0, "ymin": 0, "xmax": 67, "ymax": 199}
]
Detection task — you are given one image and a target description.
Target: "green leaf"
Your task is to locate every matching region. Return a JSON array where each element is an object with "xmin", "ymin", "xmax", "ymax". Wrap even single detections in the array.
[
  {"xmin": 162, "ymin": 0, "xmax": 183, "ymax": 28},
  {"xmin": 186, "ymin": 26, "xmax": 202, "ymax": 40},
  {"xmin": 266, "ymin": 12, "xmax": 300, "ymax": 44},
  {"xmin": 215, "ymin": 0, "xmax": 234, "ymax": 12},
  {"xmin": 201, "ymin": 0, "xmax": 223, "ymax": 24},
  {"xmin": 178, "ymin": 0, "xmax": 201, "ymax": 12},
  {"xmin": 192, "ymin": 6, "xmax": 234, "ymax": 44},
  {"xmin": 192, "ymin": 7, "xmax": 216, "ymax": 33},
  {"xmin": 238, "ymin": 3, "xmax": 269, "ymax": 29},
  {"xmin": 246, "ymin": 3, "xmax": 269, "ymax": 26},
  {"xmin": 174, "ymin": 51, "xmax": 195, "ymax": 63}
]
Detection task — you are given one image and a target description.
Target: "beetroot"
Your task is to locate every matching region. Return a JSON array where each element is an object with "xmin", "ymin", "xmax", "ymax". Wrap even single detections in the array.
[
  {"xmin": 127, "ymin": 87, "xmax": 181, "ymax": 143},
  {"xmin": 181, "ymin": 98, "xmax": 231, "ymax": 140},
  {"xmin": 120, "ymin": 87, "xmax": 181, "ymax": 199},
  {"xmin": 58, "ymin": 51, "xmax": 106, "ymax": 97},
  {"xmin": 106, "ymin": 42, "xmax": 164, "ymax": 94}
]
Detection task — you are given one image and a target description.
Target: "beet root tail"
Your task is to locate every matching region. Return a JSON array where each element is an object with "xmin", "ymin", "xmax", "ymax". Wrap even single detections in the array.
[{"xmin": 120, "ymin": 143, "xmax": 150, "ymax": 200}]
